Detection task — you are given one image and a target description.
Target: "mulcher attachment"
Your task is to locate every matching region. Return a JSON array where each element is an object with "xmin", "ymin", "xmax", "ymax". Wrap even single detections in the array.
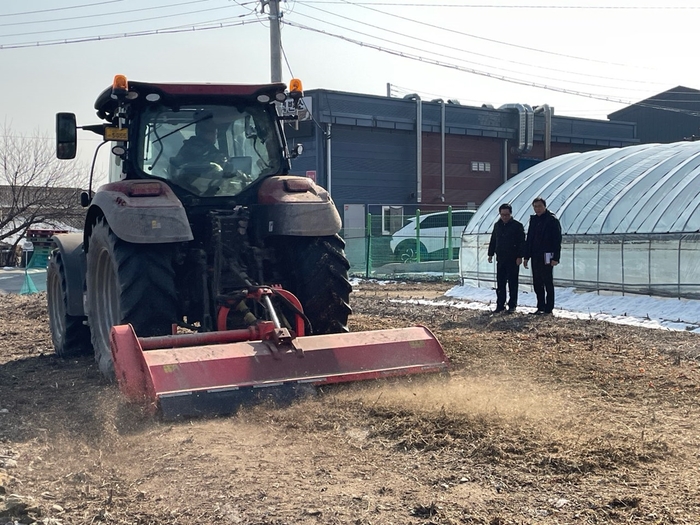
[{"xmin": 110, "ymin": 322, "xmax": 449, "ymax": 419}]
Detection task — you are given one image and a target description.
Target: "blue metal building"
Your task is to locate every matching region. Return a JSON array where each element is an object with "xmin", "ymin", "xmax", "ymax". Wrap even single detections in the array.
[
  {"xmin": 609, "ymin": 86, "xmax": 700, "ymax": 144},
  {"xmin": 285, "ymin": 89, "xmax": 638, "ymax": 233}
]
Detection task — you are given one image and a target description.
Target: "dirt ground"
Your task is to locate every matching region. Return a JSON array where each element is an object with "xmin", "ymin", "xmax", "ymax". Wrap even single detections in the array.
[{"xmin": 1, "ymin": 281, "xmax": 699, "ymax": 525}]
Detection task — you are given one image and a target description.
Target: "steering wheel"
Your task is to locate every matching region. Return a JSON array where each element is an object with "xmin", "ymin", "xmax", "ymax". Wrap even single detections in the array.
[
  {"xmin": 222, "ymin": 161, "xmax": 253, "ymax": 184},
  {"xmin": 173, "ymin": 161, "xmax": 224, "ymax": 195}
]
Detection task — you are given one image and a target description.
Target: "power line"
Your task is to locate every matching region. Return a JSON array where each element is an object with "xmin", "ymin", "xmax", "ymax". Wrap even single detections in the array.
[
  {"xmin": 293, "ymin": 0, "xmax": 665, "ymax": 89},
  {"xmin": 231, "ymin": 0, "xmax": 260, "ymax": 15},
  {"xmin": 387, "ymin": 83, "xmax": 626, "ymax": 118},
  {"xmin": 388, "ymin": 83, "xmax": 487, "ymax": 106},
  {"xmin": 335, "ymin": 0, "xmax": 650, "ymax": 68},
  {"xmin": 281, "ymin": 42, "xmax": 295, "ymax": 79},
  {"xmin": 284, "ymin": 20, "xmax": 700, "ymax": 118},
  {"xmin": 286, "ymin": 9, "xmax": 654, "ymax": 94},
  {"xmin": 0, "ymin": 0, "xmax": 125, "ymax": 18},
  {"xmin": 0, "ymin": 17, "xmax": 259, "ymax": 49},
  {"xmin": 295, "ymin": 2, "xmax": 700, "ymax": 8},
  {"xmin": 0, "ymin": 0, "xmax": 221, "ymax": 28},
  {"xmin": 282, "ymin": 19, "xmax": 629, "ymax": 99},
  {"xmin": 0, "ymin": 4, "xmax": 243, "ymax": 39}
]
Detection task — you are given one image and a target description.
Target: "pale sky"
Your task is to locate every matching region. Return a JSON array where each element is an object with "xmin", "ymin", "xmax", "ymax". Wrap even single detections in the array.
[{"xmin": 2, "ymin": 0, "xmax": 699, "ymax": 174}]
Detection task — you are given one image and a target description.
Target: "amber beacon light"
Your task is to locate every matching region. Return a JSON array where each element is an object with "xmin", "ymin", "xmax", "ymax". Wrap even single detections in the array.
[
  {"xmin": 112, "ymin": 74, "xmax": 129, "ymax": 97},
  {"xmin": 289, "ymin": 78, "xmax": 303, "ymax": 103},
  {"xmin": 289, "ymin": 78, "xmax": 303, "ymax": 93}
]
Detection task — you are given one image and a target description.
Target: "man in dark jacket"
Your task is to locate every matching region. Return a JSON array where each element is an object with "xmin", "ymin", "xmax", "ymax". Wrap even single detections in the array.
[
  {"xmin": 523, "ymin": 197, "xmax": 562, "ymax": 315},
  {"xmin": 488, "ymin": 203, "xmax": 525, "ymax": 313}
]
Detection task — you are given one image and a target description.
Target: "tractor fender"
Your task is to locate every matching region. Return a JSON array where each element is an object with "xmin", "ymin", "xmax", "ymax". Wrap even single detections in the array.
[
  {"xmin": 51, "ymin": 233, "xmax": 87, "ymax": 317},
  {"xmin": 84, "ymin": 180, "xmax": 193, "ymax": 248},
  {"xmin": 256, "ymin": 175, "xmax": 341, "ymax": 236}
]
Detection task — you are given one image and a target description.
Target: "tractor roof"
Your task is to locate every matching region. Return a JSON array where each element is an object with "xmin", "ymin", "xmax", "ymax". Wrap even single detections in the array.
[{"xmin": 94, "ymin": 80, "xmax": 287, "ymax": 119}]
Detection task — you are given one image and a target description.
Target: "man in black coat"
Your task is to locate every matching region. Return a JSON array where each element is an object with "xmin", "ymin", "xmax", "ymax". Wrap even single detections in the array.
[
  {"xmin": 487, "ymin": 203, "xmax": 525, "ymax": 313},
  {"xmin": 523, "ymin": 197, "xmax": 562, "ymax": 315}
]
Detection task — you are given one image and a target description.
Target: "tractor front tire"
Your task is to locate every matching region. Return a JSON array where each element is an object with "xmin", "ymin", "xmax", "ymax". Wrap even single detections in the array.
[
  {"xmin": 47, "ymin": 250, "xmax": 92, "ymax": 358},
  {"xmin": 275, "ymin": 235, "xmax": 352, "ymax": 334},
  {"xmin": 86, "ymin": 218, "xmax": 178, "ymax": 379}
]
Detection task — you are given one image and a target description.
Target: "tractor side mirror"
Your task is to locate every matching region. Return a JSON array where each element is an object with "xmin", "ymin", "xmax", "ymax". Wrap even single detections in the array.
[{"xmin": 56, "ymin": 113, "xmax": 77, "ymax": 159}]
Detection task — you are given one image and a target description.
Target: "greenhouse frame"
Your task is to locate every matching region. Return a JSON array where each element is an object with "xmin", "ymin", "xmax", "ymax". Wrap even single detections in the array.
[{"xmin": 460, "ymin": 141, "xmax": 700, "ymax": 299}]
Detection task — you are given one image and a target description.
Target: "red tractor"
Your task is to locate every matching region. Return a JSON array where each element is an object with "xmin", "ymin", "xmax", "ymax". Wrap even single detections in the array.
[{"xmin": 48, "ymin": 75, "xmax": 447, "ymax": 418}]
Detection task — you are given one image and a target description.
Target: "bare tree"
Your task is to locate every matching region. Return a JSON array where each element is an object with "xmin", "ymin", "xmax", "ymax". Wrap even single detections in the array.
[{"xmin": 0, "ymin": 122, "xmax": 90, "ymax": 251}]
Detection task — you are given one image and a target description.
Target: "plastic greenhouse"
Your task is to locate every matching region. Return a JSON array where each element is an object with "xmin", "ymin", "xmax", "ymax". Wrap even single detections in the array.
[{"xmin": 460, "ymin": 141, "xmax": 700, "ymax": 299}]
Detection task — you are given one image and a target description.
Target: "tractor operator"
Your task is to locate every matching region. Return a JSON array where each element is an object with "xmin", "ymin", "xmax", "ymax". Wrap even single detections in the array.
[{"xmin": 171, "ymin": 117, "xmax": 226, "ymax": 170}]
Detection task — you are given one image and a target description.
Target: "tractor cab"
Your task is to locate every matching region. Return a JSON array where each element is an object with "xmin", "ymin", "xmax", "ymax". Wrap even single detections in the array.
[
  {"xmin": 59, "ymin": 75, "xmax": 302, "ymax": 200},
  {"xmin": 133, "ymin": 102, "xmax": 284, "ymax": 198}
]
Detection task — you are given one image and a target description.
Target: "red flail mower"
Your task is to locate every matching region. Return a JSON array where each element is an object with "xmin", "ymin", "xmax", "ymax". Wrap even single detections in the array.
[{"xmin": 110, "ymin": 287, "xmax": 449, "ymax": 419}]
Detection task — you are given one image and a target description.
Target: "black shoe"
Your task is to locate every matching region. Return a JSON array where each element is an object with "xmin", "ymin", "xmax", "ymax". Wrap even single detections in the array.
[
  {"xmin": 506, "ymin": 307, "xmax": 516, "ymax": 314},
  {"xmin": 493, "ymin": 307, "xmax": 506, "ymax": 313}
]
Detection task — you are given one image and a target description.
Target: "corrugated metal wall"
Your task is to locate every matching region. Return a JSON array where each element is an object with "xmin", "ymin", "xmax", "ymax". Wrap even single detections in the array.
[{"xmin": 329, "ymin": 127, "xmax": 416, "ymax": 204}]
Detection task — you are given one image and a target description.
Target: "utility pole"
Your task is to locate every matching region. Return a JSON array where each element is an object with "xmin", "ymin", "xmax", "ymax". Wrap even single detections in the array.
[{"xmin": 261, "ymin": 0, "xmax": 283, "ymax": 83}]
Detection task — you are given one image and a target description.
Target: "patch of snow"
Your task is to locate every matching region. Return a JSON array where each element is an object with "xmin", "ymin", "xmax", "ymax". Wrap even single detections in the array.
[
  {"xmin": 353, "ymin": 278, "xmax": 700, "ymax": 333},
  {"xmin": 445, "ymin": 284, "xmax": 700, "ymax": 333}
]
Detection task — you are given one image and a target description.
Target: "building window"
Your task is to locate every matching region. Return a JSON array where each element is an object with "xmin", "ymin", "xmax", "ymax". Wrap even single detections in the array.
[
  {"xmin": 382, "ymin": 205, "xmax": 404, "ymax": 235},
  {"xmin": 471, "ymin": 161, "xmax": 491, "ymax": 172}
]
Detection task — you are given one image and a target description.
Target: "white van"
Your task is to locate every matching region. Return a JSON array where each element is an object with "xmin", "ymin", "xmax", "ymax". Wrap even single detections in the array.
[{"xmin": 390, "ymin": 210, "xmax": 474, "ymax": 262}]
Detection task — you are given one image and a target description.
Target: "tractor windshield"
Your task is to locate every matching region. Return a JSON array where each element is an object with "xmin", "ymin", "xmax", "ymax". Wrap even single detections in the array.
[{"xmin": 138, "ymin": 104, "xmax": 283, "ymax": 197}]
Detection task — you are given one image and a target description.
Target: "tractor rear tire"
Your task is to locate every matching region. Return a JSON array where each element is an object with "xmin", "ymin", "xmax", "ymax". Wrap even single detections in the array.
[
  {"xmin": 47, "ymin": 250, "xmax": 92, "ymax": 358},
  {"xmin": 275, "ymin": 235, "xmax": 352, "ymax": 334},
  {"xmin": 86, "ymin": 218, "xmax": 178, "ymax": 379}
]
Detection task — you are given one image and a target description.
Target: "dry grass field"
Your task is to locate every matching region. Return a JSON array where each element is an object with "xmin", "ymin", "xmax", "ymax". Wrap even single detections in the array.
[{"xmin": 1, "ymin": 282, "xmax": 699, "ymax": 524}]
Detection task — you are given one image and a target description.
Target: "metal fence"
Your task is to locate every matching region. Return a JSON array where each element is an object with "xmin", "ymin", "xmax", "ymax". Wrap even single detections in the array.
[{"xmin": 343, "ymin": 206, "xmax": 473, "ymax": 280}]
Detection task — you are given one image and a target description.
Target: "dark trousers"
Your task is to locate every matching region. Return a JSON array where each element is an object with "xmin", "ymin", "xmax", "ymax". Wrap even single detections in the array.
[
  {"xmin": 496, "ymin": 259, "xmax": 519, "ymax": 309},
  {"xmin": 531, "ymin": 256, "xmax": 554, "ymax": 313}
]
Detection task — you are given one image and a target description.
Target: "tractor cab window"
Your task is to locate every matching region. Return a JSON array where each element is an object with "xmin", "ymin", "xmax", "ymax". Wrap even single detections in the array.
[{"xmin": 138, "ymin": 104, "xmax": 282, "ymax": 197}]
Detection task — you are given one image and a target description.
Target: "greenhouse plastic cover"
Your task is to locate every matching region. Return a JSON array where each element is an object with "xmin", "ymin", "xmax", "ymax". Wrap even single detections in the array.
[
  {"xmin": 460, "ymin": 141, "xmax": 700, "ymax": 299},
  {"xmin": 465, "ymin": 141, "xmax": 700, "ymax": 236}
]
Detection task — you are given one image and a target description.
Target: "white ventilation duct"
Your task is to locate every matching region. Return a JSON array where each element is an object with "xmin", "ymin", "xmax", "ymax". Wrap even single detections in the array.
[
  {"xmin": 534, "ymin": 104, "xmax": 553, "ymax": 159},
  {"xmin": 499, "ymin": 103, "xmax": 534, "ymax": 153},
  {"xmin": 523, "ymin": 104, "xmax": 534, "ymax": 153}
]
